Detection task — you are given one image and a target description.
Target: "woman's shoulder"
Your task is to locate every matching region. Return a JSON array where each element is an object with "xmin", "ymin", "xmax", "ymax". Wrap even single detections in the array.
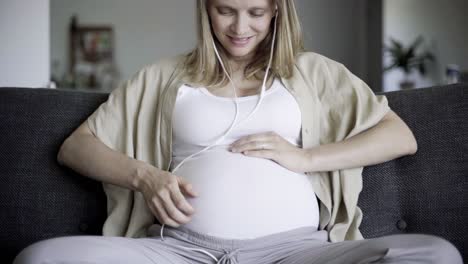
[
  {"xmin": 119, "ymin": 54, "xmax": 189, "ymax": 95},
  {"xmin": 295, "ymin": 51, "xmax": 344, "ymax": 71},
  {"xmin": 140, "ymin": 54, "xmax": 189, "ymax": 76},
  {"xmin": 293, "ymin": 52, "xmax": 353, "ymax": 87}
]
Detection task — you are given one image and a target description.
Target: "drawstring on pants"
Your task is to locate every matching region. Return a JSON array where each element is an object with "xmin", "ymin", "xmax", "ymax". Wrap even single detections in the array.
[
  {"xmin": 216, "ymin": 248, "xmax": 241, "ymax": 264},
  {"xmin": 160, "ymin": 224, "xmax": 241, "ymax": 263}
]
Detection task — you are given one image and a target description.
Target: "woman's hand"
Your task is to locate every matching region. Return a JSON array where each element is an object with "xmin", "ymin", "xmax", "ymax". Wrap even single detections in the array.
[
  {"xmin": 229, "ymin": 131, "xmax": 310, "ymax": 173},
  {"xmin": 137, "ymin": 166, "xmax": 198, "ymax": 227}
]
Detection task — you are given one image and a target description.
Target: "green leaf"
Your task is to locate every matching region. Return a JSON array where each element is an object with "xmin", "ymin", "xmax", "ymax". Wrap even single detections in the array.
[
  {"xmin": 383, "ymin": 62, "xmax": 398, "ymax": 72},
  {"xmin": 383, "ymin": 36, "xmax": 434, "ymax": 75},
  {"xmin": 410, "ymin": 36, "xmax": 424, "ymax": 50}
]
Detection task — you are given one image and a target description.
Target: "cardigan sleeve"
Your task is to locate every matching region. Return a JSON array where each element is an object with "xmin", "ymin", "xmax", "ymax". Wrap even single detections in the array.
[
  {"xmin": 85, "ymin": 68, "xmax": 152, "ymax": 237},
  {"xmin": 86, "ymin": 68, "xmax": 148, "ymax": 156},
  {"xmin": 314, "ymin": 56, "xmax": 391, "ymax": 242},
  {"xmin": 83, "ymin": 56, "xmax": 183, "ymax": 238},
  {"xmin": 319, "ymin": 58, "xmax": 391, "ymax": 144}
]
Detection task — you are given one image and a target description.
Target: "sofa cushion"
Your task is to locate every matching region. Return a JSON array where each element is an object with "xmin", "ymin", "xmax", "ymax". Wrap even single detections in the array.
[
  {"xmin": 0, "ymin": 88, "xmax": 108, "ymax": 262},
  {"xmin": 359, "ymin": 84, "xmax": 467, "ymax": 262}
]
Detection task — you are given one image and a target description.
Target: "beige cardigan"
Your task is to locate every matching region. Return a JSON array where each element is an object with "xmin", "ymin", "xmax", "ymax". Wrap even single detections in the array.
[{"xmin": 87, "ymin": 52, "xmax": 390, "ymax": 242}]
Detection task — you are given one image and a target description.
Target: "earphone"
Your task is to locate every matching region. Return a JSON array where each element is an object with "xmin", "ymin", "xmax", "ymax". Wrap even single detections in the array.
[
  {"xmin": 170, "ymin": 8, "xmax": 279, "ymax": 173},
  {"xmin": 158, "ymin": 8, "xmax": 279, "ymax": 262}
]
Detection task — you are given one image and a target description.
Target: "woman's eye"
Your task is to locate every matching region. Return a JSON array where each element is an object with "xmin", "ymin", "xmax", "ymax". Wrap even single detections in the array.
[
  {"xmin": 249, "ymin": 9, "xmax": 266, "ymax": 17},
  {"xmin": 250, "ymin": 12, "xmax": 265, "ymax": 17},
  {"xmin": 217, "ymin": 8, "xmax": 234, "ymax": 15}
]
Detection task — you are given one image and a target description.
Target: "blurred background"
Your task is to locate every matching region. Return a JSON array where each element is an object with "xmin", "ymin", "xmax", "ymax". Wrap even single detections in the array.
[{"xmin": 1, "ymin": 0, "xmax": 467, "ymax": 92}]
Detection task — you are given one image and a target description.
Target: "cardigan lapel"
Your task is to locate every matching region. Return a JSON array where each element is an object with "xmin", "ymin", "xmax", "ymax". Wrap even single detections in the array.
[{"xmin": 280, "ymin": 66, "xmax": 332, "ymax": 231}]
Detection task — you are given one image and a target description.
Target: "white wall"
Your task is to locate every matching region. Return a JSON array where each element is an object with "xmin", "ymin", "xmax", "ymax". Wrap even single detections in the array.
[
  {"xmin": 383, "ymin": 0, "xmax": 468, "ymax": 91},
  {"xmin": 0, "ymin": 0, "xmax": 50, "ymax": 88}
]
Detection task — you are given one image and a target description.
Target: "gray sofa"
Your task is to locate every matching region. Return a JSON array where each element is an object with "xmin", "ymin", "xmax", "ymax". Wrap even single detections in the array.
[{"xmin": 0, "ymin": 84, "xmax": 466, "ymax": 263}]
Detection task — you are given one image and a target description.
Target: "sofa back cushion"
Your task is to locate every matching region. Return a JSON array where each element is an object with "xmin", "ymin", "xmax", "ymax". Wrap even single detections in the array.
[
  {"xmin": 359, "ymin": 84, "xmax": 467, "ymax": 262},
  {"xmin": 0, "ymin": 84, "xmax": 467, "ymax": 262},
  {"xmin": 0, "ymin": 88, "xmax": 108, "ymax": 262}
]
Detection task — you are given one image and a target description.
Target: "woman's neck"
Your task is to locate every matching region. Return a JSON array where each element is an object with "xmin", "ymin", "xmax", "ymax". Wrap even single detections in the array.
[
  {"xmin": 229, "ymin": 59, "xmax": 249, "ymax": 74},
  {"xmin": 226, "ymin": 50, "xmax": 257, "ymax": 72}
]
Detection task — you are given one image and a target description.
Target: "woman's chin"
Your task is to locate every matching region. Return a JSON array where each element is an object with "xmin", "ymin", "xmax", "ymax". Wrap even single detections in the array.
[{"xmin": 225, "ymin": 48, "xmax": 256, "ymax": 61}]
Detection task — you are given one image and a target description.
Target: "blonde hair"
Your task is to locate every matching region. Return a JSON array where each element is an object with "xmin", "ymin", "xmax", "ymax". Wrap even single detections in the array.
[{"xmin": 185, "ymin": 0, "xmax": 304, "ymax": 87}]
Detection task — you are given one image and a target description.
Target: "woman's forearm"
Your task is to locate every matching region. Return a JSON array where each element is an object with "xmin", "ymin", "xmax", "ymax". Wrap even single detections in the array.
[
  {"xmin": 57, "ymin": 125, "xmax": 155, "ymax": 192},
  {"xmin": 304, "ymin": 110, "xmax": 418, "ymax": 172}
]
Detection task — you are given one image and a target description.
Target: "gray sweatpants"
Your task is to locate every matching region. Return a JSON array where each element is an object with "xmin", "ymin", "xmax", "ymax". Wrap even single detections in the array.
[{"xmin": 14, "ymin": 224, "xmax": 462, "ymax": 264}]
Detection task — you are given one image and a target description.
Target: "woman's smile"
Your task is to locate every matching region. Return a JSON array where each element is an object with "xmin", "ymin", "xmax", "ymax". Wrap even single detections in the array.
[{"xmin": 228, "ymin": 35, "xmax": 254, "ymax": 47}]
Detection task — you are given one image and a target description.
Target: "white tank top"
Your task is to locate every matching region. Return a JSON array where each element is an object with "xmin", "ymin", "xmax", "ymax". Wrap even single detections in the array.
[{"xmin": 171, "ymin": 79, "xmax": 319, "ymax": 239}]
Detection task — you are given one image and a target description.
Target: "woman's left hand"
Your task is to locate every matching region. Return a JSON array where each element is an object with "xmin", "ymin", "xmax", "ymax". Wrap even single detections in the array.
[{"xmin": 228, "ymin": 131, "xmax": 310, "ymax": 173}]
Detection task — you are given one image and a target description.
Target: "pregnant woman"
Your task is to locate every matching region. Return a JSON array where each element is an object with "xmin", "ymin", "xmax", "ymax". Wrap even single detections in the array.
[{"xmin": 14, "ymin": 0, "xmax": 462, "ymax": 263}]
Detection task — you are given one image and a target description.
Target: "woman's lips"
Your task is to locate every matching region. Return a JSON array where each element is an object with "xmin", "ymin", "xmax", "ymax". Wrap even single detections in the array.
[{"xmin": 228, "ymin": 36, "xmax": 253, "ymax": 46}]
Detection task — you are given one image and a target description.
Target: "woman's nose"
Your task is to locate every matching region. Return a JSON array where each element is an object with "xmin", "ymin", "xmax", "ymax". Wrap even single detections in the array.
[{"xmin": 231, "ymin": 14, "xmax": 249, "ymax": 35}]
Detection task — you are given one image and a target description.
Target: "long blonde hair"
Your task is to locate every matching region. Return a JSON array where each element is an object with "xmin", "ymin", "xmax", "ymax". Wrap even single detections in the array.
[{"xmin": 185, "ymin": 0, "xmax": 304, "ymax": 87}]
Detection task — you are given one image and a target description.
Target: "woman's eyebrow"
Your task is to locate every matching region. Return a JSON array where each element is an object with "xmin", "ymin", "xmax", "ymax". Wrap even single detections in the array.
[
  {"xmin": 214, "ymin": 5, "xmax": 237, "ymax": 12},
  {"xmin": 216, "ymin": 5, "xmax": 234, "ymax": 9},
  {"xmin": 249, "ymin": 7, "xmax": 267, "ymax": 12},
  {"xmin": 215, "ymin": 5, "xmax": 269, "ymax": 11}
]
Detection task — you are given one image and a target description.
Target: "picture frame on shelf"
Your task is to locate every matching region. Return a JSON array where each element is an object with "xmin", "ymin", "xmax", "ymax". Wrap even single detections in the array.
[{"xmin": 68, "ymin": 16, "xmax": 119, "ymax": 91}]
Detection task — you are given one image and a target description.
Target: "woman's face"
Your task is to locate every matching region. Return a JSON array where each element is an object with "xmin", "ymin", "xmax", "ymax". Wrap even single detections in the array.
[{"xmin": 207, "ymin": 0, "xmax": 276, "ymax": 63}]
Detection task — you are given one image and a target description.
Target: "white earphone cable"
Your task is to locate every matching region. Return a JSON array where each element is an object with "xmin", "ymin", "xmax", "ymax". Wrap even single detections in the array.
[
  {"xmin": 159, "ymin": 10, "xmax": 279, "ymax": 263},
  {"xmin": 171, "ymin": 12, "xmax": 278, "ymax": 174}
]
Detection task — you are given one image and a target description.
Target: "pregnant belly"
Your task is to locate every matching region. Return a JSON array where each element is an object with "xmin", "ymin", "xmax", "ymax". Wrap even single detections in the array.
[{"xmin": 171, "ymin": 149, "xmax": 320, "ymax": 239}]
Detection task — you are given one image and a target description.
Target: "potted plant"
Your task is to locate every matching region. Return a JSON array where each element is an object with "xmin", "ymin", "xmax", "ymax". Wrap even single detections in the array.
[{"xmin": 384, "ymin": 36, "xmax": 435, "ymax": 89}]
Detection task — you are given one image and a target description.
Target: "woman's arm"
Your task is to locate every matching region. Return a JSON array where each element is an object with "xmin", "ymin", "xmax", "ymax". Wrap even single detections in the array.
[
  {"xmin": 57, "ymin": 122, "xmax": 198, "ymax": 227},
  {"xmin": 303, "ymin": 110, "xmax": 417, "ymax": 172},
  {"xmin": 57, "ymin": 122, "xmax": 153, "ymax": 191},
  {"xmin": 229, "ymin": 110, "xmax": 417, "ymax": 173}
]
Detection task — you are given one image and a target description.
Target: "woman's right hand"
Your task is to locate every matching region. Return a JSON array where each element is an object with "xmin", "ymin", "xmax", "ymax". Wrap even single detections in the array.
[{"xmin": 137, "ymin": 166, "xmax": 198, "ymax": 227}]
